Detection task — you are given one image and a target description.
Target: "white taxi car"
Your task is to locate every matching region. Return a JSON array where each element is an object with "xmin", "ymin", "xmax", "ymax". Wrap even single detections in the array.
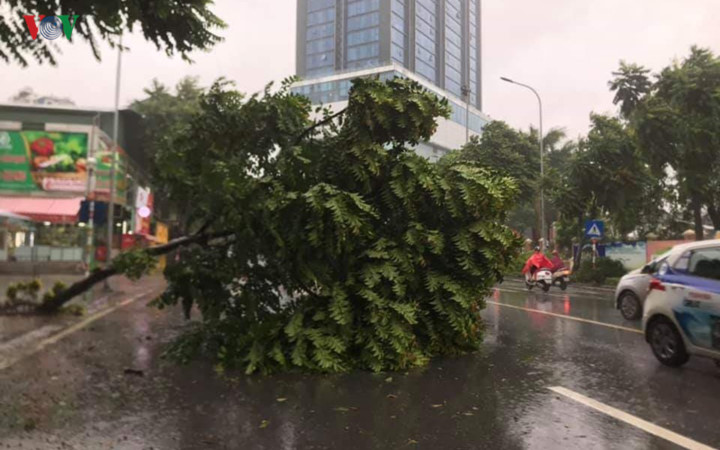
[{"xmin": 642, "ymin": 239, "xmax": 720, "ymax": 367}]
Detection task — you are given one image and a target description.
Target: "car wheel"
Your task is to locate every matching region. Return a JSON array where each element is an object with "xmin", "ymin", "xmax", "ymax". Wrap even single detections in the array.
[
  {"xmin": 648, "ymin": 317, "xmax": 690, "ymax": 367},
  {"xmin": 619, "ymin": 292, "xmax": 642, "ymax": 320}
]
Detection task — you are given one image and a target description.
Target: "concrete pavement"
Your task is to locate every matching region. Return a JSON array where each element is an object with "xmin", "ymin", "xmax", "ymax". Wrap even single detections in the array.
[{"xmin": 0, "ymin": 276, "xmax": 718, "ymax": 449}]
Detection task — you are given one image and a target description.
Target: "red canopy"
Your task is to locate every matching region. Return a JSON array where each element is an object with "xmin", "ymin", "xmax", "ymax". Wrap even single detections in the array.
[{"xmin": 0, "ymin": 197, "xmax": 83, "ymax": 224}]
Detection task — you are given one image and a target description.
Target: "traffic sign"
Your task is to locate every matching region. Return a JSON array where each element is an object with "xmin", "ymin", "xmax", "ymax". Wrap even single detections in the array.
[{"xmin": 585, "ymin": 220, "xmax": 604, "ymax": 238}]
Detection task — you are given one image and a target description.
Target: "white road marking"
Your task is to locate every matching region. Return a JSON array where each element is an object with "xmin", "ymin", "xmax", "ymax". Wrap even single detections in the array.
[
  {"xmin": 549, "ymin": 386, "xmax": 716, "ymax": 450},
  {"xmin": 496, "ymin": 285, "xmax": 612, "ymax": 301},
  {"xmin": 486, "ymin": 300, "xmax": 642, "ymax": 334},
  {"xmin": 0, "ymin": 324, "xmax": 63, "ymax": 355},
  {"xmin": 0, "ymin": 289, "xmax": 154, "ymax": 372}
]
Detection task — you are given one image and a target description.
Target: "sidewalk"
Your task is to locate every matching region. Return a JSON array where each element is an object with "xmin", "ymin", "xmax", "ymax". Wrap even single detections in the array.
[{"xmin": 0, "ymin": 275, "xmax": 166, "ymax": 345}]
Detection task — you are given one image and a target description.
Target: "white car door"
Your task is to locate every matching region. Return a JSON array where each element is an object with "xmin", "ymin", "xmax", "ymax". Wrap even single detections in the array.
[{"xmin": 667, "ymin": 246, "xmax": 720, "ymax": 355}]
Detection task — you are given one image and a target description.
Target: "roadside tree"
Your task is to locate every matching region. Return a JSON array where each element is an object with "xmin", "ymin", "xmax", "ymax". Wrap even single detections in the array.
[{"xmin": 39, "ymin": 77, "xmax": 522, "ymax": 374}]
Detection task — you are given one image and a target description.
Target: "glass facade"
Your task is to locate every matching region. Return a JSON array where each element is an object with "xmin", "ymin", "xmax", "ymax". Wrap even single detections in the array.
[
  {"xmin": 291, "ymin": 70, "xmax": 487, "ymax": 134},
  {"xmin": 391, "ymin": 0, "xmax": 406, "ymax": 65},
  {"xmin": 297, "ymin": 1, "xmax": 485, "ymax": 142},
  {"xmin": 414, "ymin": 0, "xmax": 437, "ymax": 83},
  {"xmin": 444, "ymin": 0, "xmax": 463, "ymax": 97},
  {"xmin": 346, "ymin": 0, "xmax": 381, "ymax": 69},
  {"xmin": 305, "ymin": 0, "xmax": 336, "ymax": 77},
  {"xmin": 469, "ymin": 0, "xmax": 478, "ymax": 106}
]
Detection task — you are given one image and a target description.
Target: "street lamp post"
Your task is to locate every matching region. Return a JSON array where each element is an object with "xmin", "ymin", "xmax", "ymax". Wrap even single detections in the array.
[
  {"xmin": 500, "ymin": 76, "xmax": 546, "ymax": 250},
  {"xmin": 105, "ymin": 35, "xmax": 123, "ymax": 290},
  {"xmin": 83, "ymin": 117, "xmax": 99, "ymax": 278}
]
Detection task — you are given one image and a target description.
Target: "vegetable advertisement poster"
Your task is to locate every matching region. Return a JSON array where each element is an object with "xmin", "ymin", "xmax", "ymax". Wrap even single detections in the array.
[{"xmin": 0, "ymin": 130, "xmax": 127, "ymax": 204}]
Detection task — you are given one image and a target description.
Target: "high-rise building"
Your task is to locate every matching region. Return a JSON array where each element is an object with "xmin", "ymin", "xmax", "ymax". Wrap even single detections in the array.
[{"xmin": 293, "ymin": 0, "xmax": 489, "ymax": 160}]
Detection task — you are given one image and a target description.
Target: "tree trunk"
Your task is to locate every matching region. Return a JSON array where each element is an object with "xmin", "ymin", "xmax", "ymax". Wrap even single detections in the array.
[
  {"xmin": 574, "ymin": 213, "xmax": 584, "ymax": 269},
  {"xmin": 37, "ymin": 230, "xmax": 233, "ymax": 313},
  {"xmin": 707, "ymin": 203, "xmax": 720, "ymax": 235},
  {"xmin": 691, "ymin": 193, "xmax": 704, "ymax": 241}
]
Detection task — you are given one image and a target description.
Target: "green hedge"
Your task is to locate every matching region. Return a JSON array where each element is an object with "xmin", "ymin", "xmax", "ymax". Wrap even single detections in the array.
[{"xmin": 573, "ymin": 258, "xmax": 626, "ymax": 285}]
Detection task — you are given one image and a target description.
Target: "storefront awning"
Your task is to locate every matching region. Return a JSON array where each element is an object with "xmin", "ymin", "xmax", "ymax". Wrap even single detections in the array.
[{"xmin": 0, "ymin": 197, "xmax": 83, "ymax": 224}]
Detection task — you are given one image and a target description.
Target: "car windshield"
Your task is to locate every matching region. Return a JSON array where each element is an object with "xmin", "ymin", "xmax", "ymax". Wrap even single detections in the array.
[{"xmin": 642, "ymin": 256, "xmax": 667, "ymax": 274}]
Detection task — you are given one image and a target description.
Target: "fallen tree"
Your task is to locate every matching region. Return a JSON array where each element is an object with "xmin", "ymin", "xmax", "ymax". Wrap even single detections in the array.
[{"xmin": 34, "ymin": 77, "xmax": 522, "ymax": 374}]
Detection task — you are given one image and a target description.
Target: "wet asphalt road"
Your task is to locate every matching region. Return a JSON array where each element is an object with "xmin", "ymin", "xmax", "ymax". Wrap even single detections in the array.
[{"xmin": 0, "ymin": 276, "xmax": 719, "ymax": 449}]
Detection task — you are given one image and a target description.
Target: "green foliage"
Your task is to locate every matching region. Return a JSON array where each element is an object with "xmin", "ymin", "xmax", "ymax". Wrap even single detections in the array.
[
  {"xmin": 609, "ymin": 62, "xmax": 652, "ymax": 119},
  {"xmin": 130, "ymin": 77, "xmax": 204, "ymax": 160},
  {"xmin": 4, "ymin": 279, "xmax": 42, "ymax": 306},
  {"xmin": 60, "ymin": 304, "xmax": 86, "ymax": 316},
  {"xmin": 459, "ymin": 121, "xmax": 573, "ymax": 239},
  {"xmin": 112, "ymin": 249, "xmax": 157, "ymax": 280},
  {"xmin": 154, "ymin": 76, "xmax": 521, "ymax": 374},
  {"xmin": 573, "ymin": 258, "xmax": 626, "ymax": 285},
  {"xmin": 551, "ymin": 114, "xmax": 659, "ymax": 250},
  {"xmin": 0, "ymin": 0, "xmax": 225, "ymax": 66},
  {"xmin": 41, "ymin": 281, "xmax": 67, "ymax": 307},
  {"xmin": 610, "ymin": 46, "xmax": 720, "ymax": 234},
  {"xmin": 459, "ymin": 121, "xmax": 538, "ymax": 200}
]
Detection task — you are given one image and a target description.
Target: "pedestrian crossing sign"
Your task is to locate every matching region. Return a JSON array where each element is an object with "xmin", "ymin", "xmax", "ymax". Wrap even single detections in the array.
[{"xmin": 585, "ymin": 220, "xmax": 604, "ymax": 238}]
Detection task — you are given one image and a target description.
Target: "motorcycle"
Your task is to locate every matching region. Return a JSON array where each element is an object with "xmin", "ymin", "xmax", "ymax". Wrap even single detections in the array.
[
  {"xmin": 525, "ymin": 268, "xmax": 553, "ymax": 292},
  {"xmin": 552, "ymin": 266, "xmax": 571, "ymax": 291}
]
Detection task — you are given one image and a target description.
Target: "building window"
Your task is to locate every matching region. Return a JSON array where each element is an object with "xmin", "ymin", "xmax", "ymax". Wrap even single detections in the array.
[
  {"xmin": 347, "ymin": 28, "xmax": 379, "ymax": 46},
  {"xmin": 346, "ymin": 58, "xmax": 380, "ymax": 69},
  {"xmin": 391, "ymin": 43, "xmax": 405, "ymax": 63},
  {"xmin": 306, "ymin": 37, "xmax": 335, "ymax": 55},
  {"xmin": 307, "ymin": 7, "xmax": 335, "ymax": 26},
  {"xmin": 348, "ymin": 0, "xmax": 380, "ymax": 17},
  {"xmin": 445, "ymin": 78, "xmax": 462, "ymax": 97},
  {"xmin": 347, "ymin": 12, "xmax": 379, "ymax": 31},
  {"xmin": 347, "ymin": 43, "xmax": 379, "ymax": 61},
  {"xmin": 307, "ymin": 22, "xmax": 334, "ymax": 40},
  {"xmin": 416, "ymin": 59, "xmax": 436, "ymax": 82},
  {"xmin": 307, "ymin": 52, "xmax": 333, "ymax": 69}
]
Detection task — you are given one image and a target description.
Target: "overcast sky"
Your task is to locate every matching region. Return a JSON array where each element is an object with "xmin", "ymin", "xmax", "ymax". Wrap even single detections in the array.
[{"xmin": 2, "ymin": 0, "xmax": 719, "ymax": 139}]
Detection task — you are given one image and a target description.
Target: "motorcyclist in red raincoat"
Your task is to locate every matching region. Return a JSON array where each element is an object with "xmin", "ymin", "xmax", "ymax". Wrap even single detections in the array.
[
  {"xmin": 550, "ymin": 249, "xmax": 566, "ymax": 272},
  {"xmin": 522, "ymin": 247, "xmax": 554, "ymax": 280}
]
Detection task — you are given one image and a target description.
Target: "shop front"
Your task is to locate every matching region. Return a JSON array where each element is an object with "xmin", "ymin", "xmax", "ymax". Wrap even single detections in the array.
[{"xmin": 0, "ymin": 126, "xmax": 131, "ymax": 272}]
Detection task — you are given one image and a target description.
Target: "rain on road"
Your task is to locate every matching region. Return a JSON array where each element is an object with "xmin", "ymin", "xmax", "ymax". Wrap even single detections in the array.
[{"xmin": 1, "ymin": 276, "xmax": 719, "ymax": 449}]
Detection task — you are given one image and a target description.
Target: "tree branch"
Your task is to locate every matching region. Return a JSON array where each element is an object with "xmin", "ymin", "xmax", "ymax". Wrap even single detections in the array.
[
  {"xmin": 294, "ymin": 108, "xmax": 348, "ymax": 145},
  {"xmin": 36, "ymin": 230, "xmax": 235, "ymax": 313}
]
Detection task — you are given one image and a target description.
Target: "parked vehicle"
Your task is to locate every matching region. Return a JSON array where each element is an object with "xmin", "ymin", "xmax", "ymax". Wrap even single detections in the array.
[
  {"xmin": 642, "ymin": 239, "xmax": 720, "ymax": 368},
  {"xmin": 525, "ymin": 268, "xmax": 554, "ymax": 292},
  {"xmin": 552, "ymin": 266, "xmax": 571, "ymax": 290},
  {"xmin": 614, "ymin": 256, "xmax": 668, "ymax": 320}
]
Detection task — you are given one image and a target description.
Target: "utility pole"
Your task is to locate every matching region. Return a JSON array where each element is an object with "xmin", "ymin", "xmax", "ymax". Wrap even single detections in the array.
[
  {"xmin": 83, "ymin": 114, "xmax": 99, "ymax": 278},
  {"xmin": 105, "ymin": 35, "xmax": 122, "ymax": 290},
  {"xmin": 500, "ymin": 76, "xmax": 545, "ymax": 250}
]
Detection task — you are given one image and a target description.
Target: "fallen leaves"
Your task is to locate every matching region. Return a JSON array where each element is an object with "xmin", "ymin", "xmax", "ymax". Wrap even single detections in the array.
[
  {"xmin": 276, "ymin": 397, "xmax": 287, "ymax": 403},
  {"xmin": 259, "ymin": 419, "xmax": 270, "ymax": 429},
  {"xmin": 333, "ymin": 406, "xmax": 358, "ymax": 412}
]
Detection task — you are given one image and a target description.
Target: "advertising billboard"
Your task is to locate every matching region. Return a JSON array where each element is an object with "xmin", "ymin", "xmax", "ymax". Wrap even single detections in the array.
[{"xmin": 0, "ymin": 130, "xmax": 127, "ymax": 205}]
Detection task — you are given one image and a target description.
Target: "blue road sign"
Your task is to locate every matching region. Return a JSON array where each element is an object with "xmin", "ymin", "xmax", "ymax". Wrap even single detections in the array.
[{"xmin": 585, "ymin": 220, "xmax": 604, "ymax": 238}]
